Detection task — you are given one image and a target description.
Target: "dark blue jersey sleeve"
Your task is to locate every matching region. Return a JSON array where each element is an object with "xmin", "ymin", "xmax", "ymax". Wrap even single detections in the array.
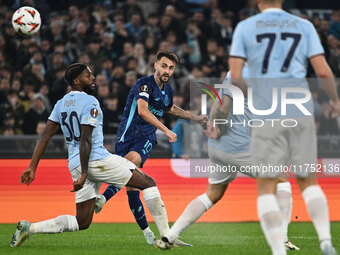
[{"xmin": 133, "ymin": 78, "xmax": 154, "ymax": 104}]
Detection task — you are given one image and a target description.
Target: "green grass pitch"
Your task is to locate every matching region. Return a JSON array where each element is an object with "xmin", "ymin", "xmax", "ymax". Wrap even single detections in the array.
[{"xmin": 1, "ymin": 222, "xmax": 339, "ymax": 255}]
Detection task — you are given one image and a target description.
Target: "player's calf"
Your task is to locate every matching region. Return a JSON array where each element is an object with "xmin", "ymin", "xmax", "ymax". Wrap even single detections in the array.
[
  {"xmin": 206, "ymin": 184, "xmax": 228, "ymax": 204},
  {"xmin": 126, "ymin": 168, "xmax": 170, "ymax": 236},
  {"xmin": 75, "ymin": 198, "xmax": 95, "ymax": 230},
  {"xmin": 77, "ymin": 219, "xmax": 92, "ymax": 230},
  {"xmin": 143, "ymin": 174, "xmax": 156, "ymax": 188}
]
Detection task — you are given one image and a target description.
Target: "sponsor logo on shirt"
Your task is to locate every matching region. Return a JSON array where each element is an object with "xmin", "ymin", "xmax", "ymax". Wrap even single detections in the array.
[
  {"xmin": 164, "ymin": 94, "xmax": 170, "ymax": 107},
  {"xmin": 148, "ymin": 105, "xmax": 164, "ymax": 117}
]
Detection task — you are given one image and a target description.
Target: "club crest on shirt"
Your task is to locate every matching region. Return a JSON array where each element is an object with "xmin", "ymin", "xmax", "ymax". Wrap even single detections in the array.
[
  {"xmin": 164, "ymin": 94, "xmax": 169, "ymax": 106},
  {"xmin": 90, "ymin": 108, "xmax": 98, "ymax": 118},
  {"xmin": 141, "ymin": 85, "xmax": 148, "ymax": 92}
]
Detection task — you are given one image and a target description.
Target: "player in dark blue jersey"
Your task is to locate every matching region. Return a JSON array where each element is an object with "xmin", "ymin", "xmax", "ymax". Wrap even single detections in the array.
[{"xmin": 95, "ymin": 51, "xmax": 207, "ymax": 245}]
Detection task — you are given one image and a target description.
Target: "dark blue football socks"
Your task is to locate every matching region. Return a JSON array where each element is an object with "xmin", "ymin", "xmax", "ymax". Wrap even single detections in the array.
[
  {"xmin": 102, "ymin": 184, "xmax": 121, "ymax": 201},
  {"xmin": 127, "ymin": 190, "xmax": 148, "ymax": 230}
]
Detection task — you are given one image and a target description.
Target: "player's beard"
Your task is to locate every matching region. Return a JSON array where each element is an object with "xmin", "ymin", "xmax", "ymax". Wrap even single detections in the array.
[
  {"xmin": 83, "ymin": 82, "xmax": 95, "ymax": 95},
  {"xmin": 157, "ymin": 70, "xmax": 170, "ymax": 83}
]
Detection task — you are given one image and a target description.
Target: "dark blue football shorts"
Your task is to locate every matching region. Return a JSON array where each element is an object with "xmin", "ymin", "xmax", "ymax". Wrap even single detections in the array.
[{"xmin": 115, "ymin": 138, "xmax": 156, "ymax": 168}]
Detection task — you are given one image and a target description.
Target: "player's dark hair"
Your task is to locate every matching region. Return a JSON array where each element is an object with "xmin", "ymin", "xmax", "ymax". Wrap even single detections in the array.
[
  {"xmin": 64, "ymin": 63, "xmax": 87, "ymax": 86},
  {"xmin": 156, "ymin": 50, "xmax": 178, "ymax": 65}
]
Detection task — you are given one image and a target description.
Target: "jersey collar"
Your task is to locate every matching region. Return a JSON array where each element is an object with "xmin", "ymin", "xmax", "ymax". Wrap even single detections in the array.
[
  {"xmin": 262, "ymin": 8, "xmax": 284, "ymax": 13},
  {"xmin": 69, "ymin": 90, "xmax": 87, "ymax": 94}
]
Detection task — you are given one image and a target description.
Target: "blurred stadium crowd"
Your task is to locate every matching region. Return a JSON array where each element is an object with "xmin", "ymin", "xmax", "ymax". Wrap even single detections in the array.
[{"xmin": 0, "ymin": 0, "xmax": 339, "ymax": 145}]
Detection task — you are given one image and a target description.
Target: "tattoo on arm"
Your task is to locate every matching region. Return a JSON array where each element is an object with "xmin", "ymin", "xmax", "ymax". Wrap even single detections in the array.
[{"xmin": 166, "ymin": 105, "xmax": 191, "ymax": 120}]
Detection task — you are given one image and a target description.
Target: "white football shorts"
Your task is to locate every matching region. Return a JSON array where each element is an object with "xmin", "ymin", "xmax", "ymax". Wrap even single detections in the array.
[
  {"xmin": 71, "ymin": 154, "xmax": 135, "ymax": 203},
  {"xmin": 208, "ymin": 147, "xmax": 254, "ymax": 185},
  {"xmin": 251, "ymin": 117, "xmax": 317, "ymax": 178}
]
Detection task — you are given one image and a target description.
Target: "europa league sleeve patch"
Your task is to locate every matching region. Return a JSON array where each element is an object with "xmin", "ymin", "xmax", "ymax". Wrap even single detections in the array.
[
  {"xmin": 90, "ymin": 108, "xmax": 99, "ymax": 118},
  {"xmin": 141, "ymin": 84, "xmax": 148, "ymax": 92}
]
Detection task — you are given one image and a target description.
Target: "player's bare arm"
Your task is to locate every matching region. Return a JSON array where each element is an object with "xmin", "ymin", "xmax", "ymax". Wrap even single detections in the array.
[
  {"xmin": 72, "ymin": 124, "xmax": 93, "ymax": 192},
  {"xmin": 137, "ymin": 98, "xmax": 177, "ymax": 143},
  {"xmin": 310, "ymin": 55, "xmax": 340, "ymax": 117},
  {"xmin": 204, "ymin": 95, "xmax": 232, "ymax": 139},
  {"xmin": 228, "ymin": 57, "xmax": 248, "ymax": 96},
  {"xmin": 20, "ymin": 120, "xmax": 60, "ymax": 186},
  {"xmin": 166, "ymin": 104, "xmax": 208, "ymax": 125}
]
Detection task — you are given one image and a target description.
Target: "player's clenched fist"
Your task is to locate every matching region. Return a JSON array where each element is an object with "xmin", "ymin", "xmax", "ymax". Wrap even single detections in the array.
[
  {"xmin": 193, "ymin": 115, "xmax": 208, "ymax": 126},
  {"xmin": 204, "ymin": 121, "xmax": 221, "ymax": 139},
  {"xmin": 165, "ymin": 130, "xmax": 177, "ymax": 143},
  {"xmin": 71, "ymin": 173, "xmax": 87, "ymax": 192},
  {"xmin": 20, "ymin": 168, "xmax": 35, "ymax": 186},
  {"xmin": 329, "ymin": 100, "xmax": 340, "ymax": 118}
]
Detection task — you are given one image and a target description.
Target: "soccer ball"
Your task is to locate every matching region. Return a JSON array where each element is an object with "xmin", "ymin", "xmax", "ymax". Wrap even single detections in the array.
[{"xmin": 12, "ymin": 6, "xmax": 41, "ymax": 36}]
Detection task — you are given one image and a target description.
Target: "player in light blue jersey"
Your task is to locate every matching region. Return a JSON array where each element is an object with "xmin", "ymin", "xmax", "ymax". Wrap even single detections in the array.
[
  {"xmin": 156, "ymin": 66, "xmax": 298, "ymax": 251},
  {"xmin": 10, "ymin": 63, "xmax": 173, "ymax": 248},
  {"xmin": 229, "ymin": 1, "xmax": 340, "ymax": 255}
]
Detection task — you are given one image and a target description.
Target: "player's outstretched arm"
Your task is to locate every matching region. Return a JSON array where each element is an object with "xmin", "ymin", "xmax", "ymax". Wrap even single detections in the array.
[
  {"xmin": 137, "ymin": 98, "xmax": 177, "ymax": 142},
  {"xmin": 310, "ymin": 55, "xmax": 340, "ymax": 117},
  {"xmin": 72, "ymin": 124, "xmax": 93, "ymax": 192},
  {"xmin": 166, "ymin": 104, "xmax": 208, "ymax": 125},
  {"xmin": 229, "ymin": 57, "xmax": 248, "ymax": 97},
  {"xmin": 21, "ymin": 120, "xmax": 60, "ymax": 185}
]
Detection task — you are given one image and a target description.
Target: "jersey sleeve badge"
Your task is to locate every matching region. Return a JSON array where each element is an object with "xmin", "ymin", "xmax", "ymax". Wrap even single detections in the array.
[
  {"xmin": 141, "ymin": 85, "xmax": 148, "ymax": 92},
  {"xmin": 90, "ymin": 108, "xmax": 98, "ymax": 118},
  {"xmin": 139, "ymin": 84, "xmax": 150, "ymax": 98}
]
